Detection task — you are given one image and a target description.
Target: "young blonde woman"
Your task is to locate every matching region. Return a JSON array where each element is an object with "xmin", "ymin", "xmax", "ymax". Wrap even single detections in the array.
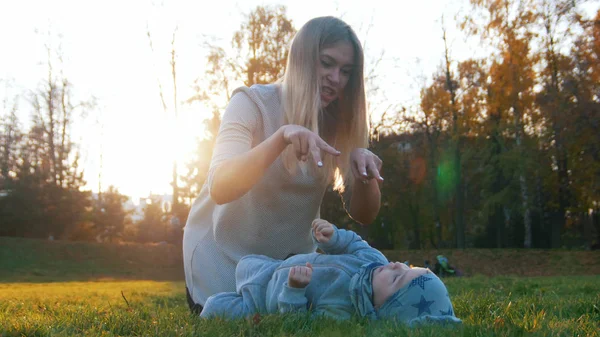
[{"xmin": 183, "ymin": 16, "xmax": 384, "ymax": 314}]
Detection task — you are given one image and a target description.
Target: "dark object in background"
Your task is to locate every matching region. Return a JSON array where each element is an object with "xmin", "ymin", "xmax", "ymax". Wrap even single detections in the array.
[
  {"xmin": 424, "ymin": 260, "xmax": 432, "ymax": 270},
  {"xmin": 433, "ymin": 255, "xmax": 462, "ymax": 277}
]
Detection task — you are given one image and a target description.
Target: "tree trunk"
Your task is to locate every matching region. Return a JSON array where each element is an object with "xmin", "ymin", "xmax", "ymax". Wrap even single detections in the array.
[
  {"xmin": 502, "ymin": 207, "xmax": 512, "ymax": 248},
  {"xmin": 172, "ymin": 161, "xmax": 179, "ymax": 210},
  {"xmin": 170, "ymin": 29, "xmax": 180, "ymax": 211},
  {"xmin": 512, "ymin": 99, "xmax": 532, "ymax": 248},
  {"xmin": 520, "ymin": 173, "xmax": 532, "ymax": 248},
  {"xmin": 553, "ymin": 142, "xmax": 570, "ymax": 248},
  {"xmin": 428, "ymin": 134, "xmax": 442, "ymax": 248},
  {"xmin": 545, "ymin": 17, "xmax": 571, "ymax": 248},
  {"xmin": 584, "ymin": 210, "xmax": 593, "ymax": 250},
  {"xmin": 508, "ymin": 50, "xmax": 532, "ymax": 249},
  {"xmin": 594, "ymin": 209, "xmax": 600, "ymax": 248},
  {"xmin": 495, "ymin": 208, "xmax": 503, "ymax": 248},
  {"xmin": 409, "ymin": 202, "xmax": 421, "ymax": 249},
  {"xmin": 46, "ymin": 80, "xmax": 57, "ymax": 185},
  {"xmin": 535, "ymin": 170, "xmax": 548, "ymax": 247},
  {"xmin": 551, "ymin": 211, "xmax": 563, "ymax": 248},
  {"xmin": 442, "ymin": 26, "xmax": 465, "ymax": 248},
  {"xmin": 455, "ymin": 144, "xmax": 465, "ymax": 248}
]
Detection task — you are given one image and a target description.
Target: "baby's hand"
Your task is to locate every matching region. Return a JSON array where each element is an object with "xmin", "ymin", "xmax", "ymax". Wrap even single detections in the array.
[
  {"xmin": 312, "ymin": 219, "xmax": 334, "ymax": 243},
  {"xmin": 288, "ymin": 262, "xmax": 313, "ymax": 288}
]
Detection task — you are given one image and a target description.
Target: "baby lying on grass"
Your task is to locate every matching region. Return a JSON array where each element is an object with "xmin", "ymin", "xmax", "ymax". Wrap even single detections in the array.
[{"xmin": 201, "ymin": 219, "xmax": 461, "ymax": 325}]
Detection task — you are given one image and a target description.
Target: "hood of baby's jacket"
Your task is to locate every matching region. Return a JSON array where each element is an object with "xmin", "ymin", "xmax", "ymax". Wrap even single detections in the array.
[
  {"xmin": 375, "ymin": 271, "xmax": 462, "ymax": 326},
  {"xmin": 348, "ymin": 262, "xmax": 383, "ymax": 319},
  {"xmin": 349, "ymin": 263, "xmax": 462, "ymax": 326}
]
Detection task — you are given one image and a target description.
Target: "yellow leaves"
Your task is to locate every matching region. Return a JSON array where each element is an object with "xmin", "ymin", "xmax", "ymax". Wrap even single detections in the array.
[
  {"xmin": 420, "ymin": 59, "xmax": 490, "ymax": 135},
  {"xmin": 420, "ymin": 74, "xmax": 452, "ymax": 121}
]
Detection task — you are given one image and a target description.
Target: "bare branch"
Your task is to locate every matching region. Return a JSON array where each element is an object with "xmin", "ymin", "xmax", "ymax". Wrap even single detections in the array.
[{"xmin": 146, "ymin": 23, "xmax": 168, "ymax": 114}]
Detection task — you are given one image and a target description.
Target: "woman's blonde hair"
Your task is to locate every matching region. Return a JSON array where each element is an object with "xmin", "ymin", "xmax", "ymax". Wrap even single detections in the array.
[{"xmin": 281, "ymin": 16, "xmax": 368, "ymax": 191}]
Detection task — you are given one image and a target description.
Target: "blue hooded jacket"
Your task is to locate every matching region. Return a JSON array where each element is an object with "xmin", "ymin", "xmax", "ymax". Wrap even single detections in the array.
[
  {"xmin": 200, "ymin": 225, "xmax": 461, "ymax": 325},
  {"xmin": 200, "ymin": 225, "xmax": 386, "ymax": 319}
]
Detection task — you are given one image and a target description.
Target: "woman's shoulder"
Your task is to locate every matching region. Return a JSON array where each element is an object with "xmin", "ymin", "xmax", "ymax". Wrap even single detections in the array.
[{"xmin": 232, "ymin": 84, "xmax": 281, "ymax": 111}]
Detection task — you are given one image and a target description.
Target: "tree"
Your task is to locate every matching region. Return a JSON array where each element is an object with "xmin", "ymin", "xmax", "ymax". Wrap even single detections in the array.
[
  {"xmin": 233, "ymin": 5, "xmax": 295, "ymax": 87},
  {"xmin": 543, "ymin": 7, "xmax": 600, "ymax": 248},
  {"xmin": 180, "ymin": 5, "xmax": 296, "ymax": 204},
  {"xmin": 0, "ymin": 87, "xmax": 22, "ymax": 191},
  {"xmin": 136, "ymin": 196, "xmax": 167, "ymax": 243},
  {"xmin": 377, "ymin": 132, "xmax": 430, "ymax": 249},
  {"xmin": 413, "ymin": 77, "xmax": 448, "ymax": 248},
  {"xmin": 440, "ymin": 22, "xmax": 467, "ymax": 249},
  {"xmin": 0, "ymin": 44, "xmax": 92, "ymax": 239},
  {"xmin": 93, "ymin": 185, "xmax": 130, "ymax": 242},
  {"xmin": 146, "ymin": 25, "xmax": 182, "ymax": 219},
  {"xmin": 413, "ymin": 54, "xmax": 484, "ymax": 248},
  {"xmin": 535, "ymin": 0, "xmax": 582, "ymax": 248},
  {"xmin": 189, "ymin": 5, "xmax": 296, "ymax": 111},
  {"xmin": 462, "ymin": 0, "xmax": 539, "ymax": 248}
]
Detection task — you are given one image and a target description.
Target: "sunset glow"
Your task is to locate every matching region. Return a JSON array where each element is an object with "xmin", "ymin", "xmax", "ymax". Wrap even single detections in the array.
[{"xmin": 1, "ymin": 0, "xmax": 598, "ymax": 199}]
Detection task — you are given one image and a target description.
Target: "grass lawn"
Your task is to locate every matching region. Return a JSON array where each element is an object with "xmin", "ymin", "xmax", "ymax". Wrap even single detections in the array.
[
  {"xmin": 1, "ymin": 276, "xmax": 598, "ymax": 336},
  {"xmin": 1, "ymin": 237, "xmax": 598, "ymax": 336}
]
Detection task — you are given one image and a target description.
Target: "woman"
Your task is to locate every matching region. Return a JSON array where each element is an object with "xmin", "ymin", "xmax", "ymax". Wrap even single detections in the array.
[{"xmin": 183, "ymin": 16, "xmax": 383, "ymax": 314}]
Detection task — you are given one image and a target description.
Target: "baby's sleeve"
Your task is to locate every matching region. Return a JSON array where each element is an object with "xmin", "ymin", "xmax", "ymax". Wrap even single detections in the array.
[
  {"xmin": 206, "ymin": 92, "xmax": 261, "ymax": 196},
  {"xmin": 314, "ymin": 227, "xmax": 388, "ymax": 264},
  {"xmin": 277, "ymin": 283, "xmax": 309, "ymax": 314},
  {"xmin": 200, "ymin": 285, "xmax": 265, "ymax": 319}
]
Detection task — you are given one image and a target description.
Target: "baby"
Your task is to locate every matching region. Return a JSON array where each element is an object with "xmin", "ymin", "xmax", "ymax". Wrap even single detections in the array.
[{"xmin": 200, "ymin": 219, "xmax": 461, "ymax": 325}]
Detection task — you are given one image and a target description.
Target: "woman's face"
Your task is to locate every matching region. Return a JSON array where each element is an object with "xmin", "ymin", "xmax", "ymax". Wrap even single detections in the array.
[{"xmin": 318, "ymin": 40, "xmax": 355, "ymax": 108}]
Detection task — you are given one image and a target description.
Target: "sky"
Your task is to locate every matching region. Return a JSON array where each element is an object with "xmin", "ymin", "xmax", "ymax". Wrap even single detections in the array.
[{"xmin": 0, "ymin": 0, "xmax": 598, "ymax": 201}]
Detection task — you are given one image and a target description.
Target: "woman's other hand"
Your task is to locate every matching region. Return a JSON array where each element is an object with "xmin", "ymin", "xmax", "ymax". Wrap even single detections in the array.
[{"xmin": 350, "ymin": 148, "xmax": 383, "ymax": 184}]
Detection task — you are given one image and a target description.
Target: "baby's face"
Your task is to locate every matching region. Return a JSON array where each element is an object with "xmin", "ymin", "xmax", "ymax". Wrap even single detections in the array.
[{"xmin": 372, "ymin": 262, "xmax": 429, "ymax": 308}]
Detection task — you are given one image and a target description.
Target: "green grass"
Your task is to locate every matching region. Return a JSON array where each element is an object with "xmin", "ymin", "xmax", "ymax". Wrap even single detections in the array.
[
  {"xmin": 1, "ymin": 237, "xmax": 598, "ymax": 336},
  {"xmin": 1, "ymin": 276, "xmax": 598, "ymax": 337},
  {"xmin": 0, "ymin": 237, "xmax": 183, "ymax": 283}
]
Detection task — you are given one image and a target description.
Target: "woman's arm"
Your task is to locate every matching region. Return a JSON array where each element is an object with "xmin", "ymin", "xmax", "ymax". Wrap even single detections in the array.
[
  {"xmin": 346, "ymin": 148, "xmax": 383, "ymax": 225},
  {"xmin": 210, "ymin": 127, "xmax": 287, "ymax": 205},
  {"xmin": 210, "ymin": 124, "xmax": 340, "ymax": 205},
  {"xmin": 348, "ymin": 178, "xmax": 381, "ymax": 225}
]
